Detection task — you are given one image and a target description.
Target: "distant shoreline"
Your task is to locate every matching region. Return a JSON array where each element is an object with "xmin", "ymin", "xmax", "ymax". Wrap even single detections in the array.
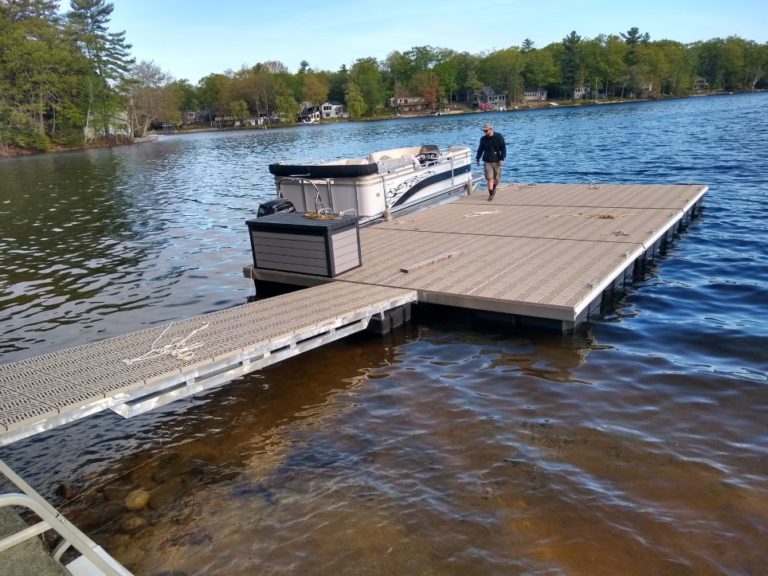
[
  {"xmin": 2, "ymin": 90, "xmax": 762, "ymax": 158},
  {"xmin": 153, "ymin": 91, "xmax": 755, "ymax": 138}
]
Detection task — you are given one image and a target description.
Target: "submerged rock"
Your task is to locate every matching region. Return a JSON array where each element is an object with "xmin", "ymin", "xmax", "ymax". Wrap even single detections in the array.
[
  {"xmin": 124, "ymin": 488, "xmax": 151, "ymax": 511},
  {"xmin": 119, "ymin": 514, "xmax": 146, "ymax": 533}
]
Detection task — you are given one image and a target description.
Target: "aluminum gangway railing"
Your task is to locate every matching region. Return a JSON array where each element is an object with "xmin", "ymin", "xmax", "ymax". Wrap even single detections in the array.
[{"xmin": 0, "ymin": 459, "xmax": 131, "ymax": 576}]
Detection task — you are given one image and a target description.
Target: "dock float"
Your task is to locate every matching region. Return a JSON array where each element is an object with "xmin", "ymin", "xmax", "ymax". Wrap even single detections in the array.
[
  {"xmin": 248, "ymin": 182, "xmax": 708, "ymax": 330},
  {"xmin": 0, "ymin": 283, "xmax": 416, "ymax": 446}
]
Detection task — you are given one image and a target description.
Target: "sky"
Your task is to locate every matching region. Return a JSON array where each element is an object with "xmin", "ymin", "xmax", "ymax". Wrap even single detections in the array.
[{"xmin": 105, "ymin": 0, "xmax": 766, "ymax": 84}]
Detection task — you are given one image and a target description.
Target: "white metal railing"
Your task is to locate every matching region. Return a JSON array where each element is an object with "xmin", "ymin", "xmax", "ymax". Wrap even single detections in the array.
[{"xmin": 0, "ymin": 459, "xmax": 132, "ymax": 576}]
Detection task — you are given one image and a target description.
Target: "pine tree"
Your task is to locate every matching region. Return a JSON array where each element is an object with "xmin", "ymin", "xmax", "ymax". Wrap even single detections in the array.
[
  {"xmin": 0, "ymin": 0, "xmax": 60, "ymax": 22},
  {"xmin": 66, "ymin": 0, "xmax": 134, "ymax": 141}
]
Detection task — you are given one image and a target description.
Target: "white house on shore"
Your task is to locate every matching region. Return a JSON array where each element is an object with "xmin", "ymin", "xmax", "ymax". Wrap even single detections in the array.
[
  {"xmin": 84, "ymin": 110, "xmax": 131, "ymax": 141},
  {"xmin": 523, "ymin": 88, "xmax": 548, "ymax": 101},
  {"xmin": 320, "ymin": 101, "xmax": 348, "ymax": 119}
]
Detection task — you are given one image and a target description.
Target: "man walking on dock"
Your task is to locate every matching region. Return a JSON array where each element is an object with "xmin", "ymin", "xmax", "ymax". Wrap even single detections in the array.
[{"xmin": 476, "ymin": 123, "xmax": 506, "ymax": 201}]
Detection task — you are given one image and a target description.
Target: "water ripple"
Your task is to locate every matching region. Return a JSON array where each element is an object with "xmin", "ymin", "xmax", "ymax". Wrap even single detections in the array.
[{"xmin": 2, "ymin": 93, "xmax": 768, "ymax": 575}]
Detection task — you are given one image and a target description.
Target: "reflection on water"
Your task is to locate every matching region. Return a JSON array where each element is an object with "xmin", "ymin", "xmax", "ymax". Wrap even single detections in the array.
[{"xmin": 1, "ymin": 94, "xmax": 768, "ymax": 575}]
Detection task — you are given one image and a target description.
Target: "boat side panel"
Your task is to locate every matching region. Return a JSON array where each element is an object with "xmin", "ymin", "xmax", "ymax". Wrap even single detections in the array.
[{"xmin": 274, "ymin": 146, "xmax": 473, "ymax": 219}]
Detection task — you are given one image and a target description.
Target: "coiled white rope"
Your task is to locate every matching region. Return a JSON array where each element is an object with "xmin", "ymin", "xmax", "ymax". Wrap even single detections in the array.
[
  {"xmin": 122, "ymin": 321, "xmax": 209, "ymax": 365},
  {"xmin": 463, "ymin": 210, "xmax": 501, "ymax": 218}
]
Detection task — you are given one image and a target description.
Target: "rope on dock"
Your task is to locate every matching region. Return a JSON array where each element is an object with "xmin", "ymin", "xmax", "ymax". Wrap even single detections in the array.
[
  {"xmin": 122, "ymin": 322, "xmax": 210, "ymax": 365},
  {"xmin": 463, "ymin": 209, "xmax": 501, "ymax": 218}
]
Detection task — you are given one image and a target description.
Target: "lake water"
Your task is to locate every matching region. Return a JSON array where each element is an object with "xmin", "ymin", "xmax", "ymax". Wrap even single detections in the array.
[{"xmin": 1, "ymin": 94, "xmax": 767, "ymax": 575}]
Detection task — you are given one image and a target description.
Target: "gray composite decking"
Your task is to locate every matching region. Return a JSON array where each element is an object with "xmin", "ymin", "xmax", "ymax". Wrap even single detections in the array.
[
  {"xmin": 1, "ymin": 182, "xmax": 707, "ymax": 445},
  {"xmin": 252, "ymin": 182, "xmax": 708, "ymax": 325}
]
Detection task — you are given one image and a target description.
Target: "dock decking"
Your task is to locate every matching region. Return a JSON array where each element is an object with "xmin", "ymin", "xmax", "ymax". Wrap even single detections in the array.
[
  {"xmin": 250, "ymin": 182, "xmax": 708, "ymax": 328},
  {"xmin": 1, "ymin": 182, "xmax": 707, "ymax": 446},
  {"xmin": 0, "ymin": 283, "xmax": 416, "ymax": 445}
]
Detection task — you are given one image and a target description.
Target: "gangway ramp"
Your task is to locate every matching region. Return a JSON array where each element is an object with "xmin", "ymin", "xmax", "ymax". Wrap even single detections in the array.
[{"xmin": 0, "ymin": 283, "xmax": 416, "ymax": 446}]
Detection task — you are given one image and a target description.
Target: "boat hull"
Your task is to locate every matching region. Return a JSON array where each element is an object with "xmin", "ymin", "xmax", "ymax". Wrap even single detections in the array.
[{"xmin": 270, "ymin": 146, "xmax": 474, "ymax": 222}]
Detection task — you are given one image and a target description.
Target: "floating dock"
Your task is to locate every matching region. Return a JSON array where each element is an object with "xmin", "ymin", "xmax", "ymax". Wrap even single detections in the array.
[
  {"xmin": 0, "ymin": 180, "xmax": 707, "ymax": 575},
  {"xmin": 0, "ymin": 182, "xmax": 706, "ymax": 446},
  {"xmin": 248, "ymin": 182, "xmax": 708, "ymax": 330}
]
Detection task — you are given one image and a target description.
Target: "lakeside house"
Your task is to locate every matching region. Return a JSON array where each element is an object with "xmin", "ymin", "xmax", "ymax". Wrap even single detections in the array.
[
  {"xmin": 182, "ymin": 110, "xmax": 213, "ymax": 125},
  {"xmin": 573, "ymin": 85, "xmax": 590, "ymax": 99},
  {"xmin": 694, "ymin": 77, "xmax": 710, "ymax": 91},
  {"xmin": 390, "ymin": 96, "xmax": 427, "ymax": 113},
  {"xmin": 523, "ymin": 88, "xmax": 548, "ymax": 102},
  {"xmin": 474, "ymin": 86, "xmax": 507, "ymax": 111},
  {"xmin": 299, "ymin": 104, "xmax": 322, "ymax": 123},
  {"xmin": 321, "ymin": 101, "xmax": 348, "ymax": 119},
  {"xmin": 84, "ymin": 110, "xmax": 131, "ymax": 140},
  {"xmin": 212, "ymin": 115, "xmax": 264, "ymax": 127}
]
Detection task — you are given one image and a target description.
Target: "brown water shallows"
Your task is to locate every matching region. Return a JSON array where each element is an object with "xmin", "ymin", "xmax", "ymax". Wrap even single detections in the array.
[{"xmin": 59, "ymin": 325, "xmax": 768, "ymax": 576}]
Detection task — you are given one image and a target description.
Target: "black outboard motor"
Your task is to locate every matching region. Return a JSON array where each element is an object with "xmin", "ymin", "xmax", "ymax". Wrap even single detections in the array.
[{"xmin": 257, "ymin": 199, "xmax": 296, "ymax": 217}]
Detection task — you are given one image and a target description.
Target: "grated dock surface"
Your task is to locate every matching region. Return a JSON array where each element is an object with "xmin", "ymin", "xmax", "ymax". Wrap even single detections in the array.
[{"xmin": 0, "ymin": 282, "xmax": 416, "ymax": 444}]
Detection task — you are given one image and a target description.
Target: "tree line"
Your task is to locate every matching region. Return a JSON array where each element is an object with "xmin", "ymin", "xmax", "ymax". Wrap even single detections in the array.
[{"xmin": 1, "ymin": 0, "xmax": 766, "ymax": 153}]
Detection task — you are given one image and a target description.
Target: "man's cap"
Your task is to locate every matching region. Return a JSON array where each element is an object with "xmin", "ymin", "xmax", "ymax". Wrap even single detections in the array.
[{"xmin": 482, "ymin": 123, "xmax": 493, "ymax": 131}]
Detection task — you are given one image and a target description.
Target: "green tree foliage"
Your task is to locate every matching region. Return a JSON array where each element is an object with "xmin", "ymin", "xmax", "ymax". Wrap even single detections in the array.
[
  {"xmin": 325, "ymin": 65, "xmax": 348, "ymax": 103},
  {"xmin": 433, "ymin": 53, "xmax": 459, "ymax": 104},
  {"xmin": 301, "ymin": 73, "xmax": 329, "ymax": 106},
  {"xmin": 229, "ymin": 98, "xmax": 249, "ymax": 123},
  {"xmin": 196, "ymin": 73, "xmax": 228, "ymax": 123},
  {"xmin": 560, "ymin": 31, "xmax": 583, "ymax": 97},
  {"xmin": 621, "ymin": 27, "xmax": 650, "ymax": 66},
  {"xmin": 601, "ymin": 35, "xmax": 628, "ymax": 95},
  {"xmin": 121, "ymin": 60, "xmax": 181, "ymax": 137},
  {"xmin": 523, "ymin": 47, "xmax": 558, "ymax": 97},
  {"xmin": 688, "ymin": 37, "xmax": 768, "ymax": 92},
  {"xmin": 0, "ymin": 0, "xmax": 89, "ymax": 150},
  {"xmin": 742, "ymin": 40, "xmax": 768, "ymax": 89},
  {"xmin": 451, "ymin": 52, "xmax": 482, "ymax": 102},
  {"xmin": 344, "ymin": 82, "xmax": 365, "ymax": 119},
  {"xmin": 521, "ymin": 38, "xmax": 535, "ymax": 53},
  {"xmin": 481, "ymin": 48, "xmax": 525, "ymax": 103},
  {"xmin": 273, "ymin": 77, "xmax": 298, "ymax": 124},
  {"xmin": 66, "ymin": 0, "xmax": 134, "ymax": 141},
  {"xmin": 384, "ymin": 50, "xmax": 413, "ymax": 92},
  {"xmin": 2, "ymin": 10, "xmax": 766, "ymax": 153},
  {"xmin": 1, "ymin": 0, "xmax": 59, "ymax": 22},
  {"xmin": 349, "ymin": 57, "xmax": 384, "ymax": 116}
]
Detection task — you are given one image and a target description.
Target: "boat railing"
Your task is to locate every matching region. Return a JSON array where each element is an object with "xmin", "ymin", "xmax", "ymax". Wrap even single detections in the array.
[
  {"xmin": 277, "ymin": 176, "xmax": 326, "ymax": 212},
  {"xmin": 0, "ymin": 459, "xmax": 132, "ymax": 575}
]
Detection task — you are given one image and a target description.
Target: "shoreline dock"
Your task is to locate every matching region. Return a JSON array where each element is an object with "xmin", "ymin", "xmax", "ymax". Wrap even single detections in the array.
[
  {"xmin": 0, "ymin": 180, "xmax": 706, "ymax": 575},
  {"xmin": 1, "ymin": 182, "xmax": 707, "ymax": 446}
]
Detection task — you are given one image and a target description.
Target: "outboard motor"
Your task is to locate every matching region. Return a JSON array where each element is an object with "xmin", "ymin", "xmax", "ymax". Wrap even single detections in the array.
[{"xmin": 257, "ymin": 199, "xmax": 296, "ymax": 217}]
